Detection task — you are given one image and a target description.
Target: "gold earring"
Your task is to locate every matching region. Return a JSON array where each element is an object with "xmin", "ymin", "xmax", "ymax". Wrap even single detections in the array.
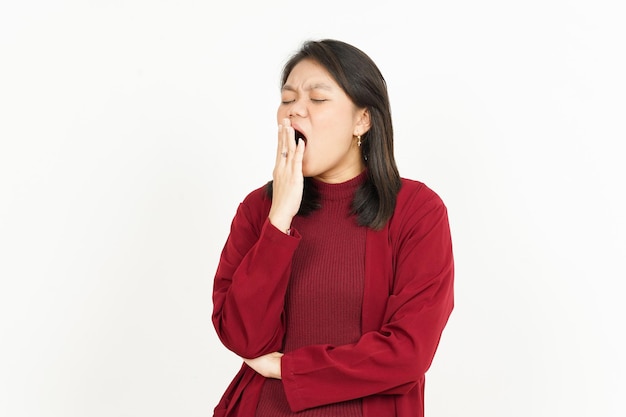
[{"xmin": 357, "ymin": 135, "xmax": 362, "ymax": 147}]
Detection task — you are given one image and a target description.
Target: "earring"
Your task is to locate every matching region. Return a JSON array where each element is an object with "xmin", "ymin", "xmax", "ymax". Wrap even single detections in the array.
[{"xmin": 357, "ymin": 135, "xmax": 362, "ymax": 147}]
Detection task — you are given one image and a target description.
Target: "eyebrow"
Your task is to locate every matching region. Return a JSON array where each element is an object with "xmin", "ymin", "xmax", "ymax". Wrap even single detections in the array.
[{"xmin": 281, "ymin": 83, "xmax": 333, "ymax": 92}]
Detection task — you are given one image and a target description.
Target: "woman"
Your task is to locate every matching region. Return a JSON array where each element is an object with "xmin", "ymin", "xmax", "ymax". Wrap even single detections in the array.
[{"xmin": 212, "ymin": 39, "xmax": 454, "ymax": 417}]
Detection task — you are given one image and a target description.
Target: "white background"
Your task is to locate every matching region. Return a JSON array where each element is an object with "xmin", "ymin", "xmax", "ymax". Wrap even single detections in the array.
[{"xmin": 1, "ymin": 1, "xmax": 624, "ymax": 416}]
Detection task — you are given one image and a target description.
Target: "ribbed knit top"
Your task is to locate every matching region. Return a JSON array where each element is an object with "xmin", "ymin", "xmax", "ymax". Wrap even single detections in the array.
[{"xmin": 256, "ymin": 171, "xmax": 367, "ymax": 417}]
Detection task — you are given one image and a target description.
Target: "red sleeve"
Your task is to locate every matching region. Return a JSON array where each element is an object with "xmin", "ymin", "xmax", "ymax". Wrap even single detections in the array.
[
  {"xmin": 212, "ymin": 195, "xmax": 301, "ymax": 359},
  {"xmin": 281, "ymin": 187, "xmax": 454, "ymax": 411}
]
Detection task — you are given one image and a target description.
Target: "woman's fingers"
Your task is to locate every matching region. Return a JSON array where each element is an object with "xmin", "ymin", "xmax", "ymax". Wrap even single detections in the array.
[
  {"xmin": 242, "ymin": 352, "xmax": 284, "ymax": 379},
  {"xmin": 276, "ymin": 118, "xmax": 297, "ymax": 163},
  {"xmin": 269, "ymin": 120, "xmax": 305, "ymax": 232},
  {"xmin": 293, "ymin": 137, "xmax": 305, "ymax": 164},
  {"xmin": 275, "ymin": 123, "xmax": 286, "ymax": 163}
]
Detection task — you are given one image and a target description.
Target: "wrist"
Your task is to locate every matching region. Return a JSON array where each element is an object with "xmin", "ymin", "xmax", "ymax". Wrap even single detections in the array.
[{"xmin": 268, "ymin": 215, "xmax": 292, "ymax": 235}]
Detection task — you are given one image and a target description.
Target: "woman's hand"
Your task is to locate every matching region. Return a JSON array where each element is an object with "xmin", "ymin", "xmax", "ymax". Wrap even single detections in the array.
[
  {"xmin": 243, "ymin": 351, "xmax": 284, "ymax": 379},
  {"xmin": 268, "ymin": 118, "xmax": 306, "ymax": 234}
]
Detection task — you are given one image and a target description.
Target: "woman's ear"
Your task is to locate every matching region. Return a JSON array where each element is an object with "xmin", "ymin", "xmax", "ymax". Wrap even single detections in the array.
[{"xmin": 355, "ymin": 108, "xmax": 371, "ymax": 136}]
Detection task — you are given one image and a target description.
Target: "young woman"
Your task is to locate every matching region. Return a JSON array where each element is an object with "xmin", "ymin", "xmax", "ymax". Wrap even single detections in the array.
[{"xmin": 212, "ymin": 39, "xmax": 454, "ymax": 417}]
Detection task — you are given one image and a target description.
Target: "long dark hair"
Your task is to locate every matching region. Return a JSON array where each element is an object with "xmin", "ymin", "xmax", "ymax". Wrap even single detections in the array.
[{"xmin": 267, "ymin": 39, "xmax": 401, "ymax": 230}]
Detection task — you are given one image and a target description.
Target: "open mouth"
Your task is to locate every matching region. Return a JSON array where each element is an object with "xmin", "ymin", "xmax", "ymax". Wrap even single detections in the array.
[{"xmin": 294, "ymin": 129, "xmax": 307, "ymax": 144}]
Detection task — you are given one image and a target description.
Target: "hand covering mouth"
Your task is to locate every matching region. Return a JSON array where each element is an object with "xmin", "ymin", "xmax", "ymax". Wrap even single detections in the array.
[{"xmin": 294, "ymin": 129, "xmax": 307, "ymax": 144}]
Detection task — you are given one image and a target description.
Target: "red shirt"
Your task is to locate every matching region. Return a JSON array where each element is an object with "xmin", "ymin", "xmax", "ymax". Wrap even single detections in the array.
[
  {"xmin": 212, "ymin": 177, "xmax": 454, "ymax": 417},
  {"xmin": 256, "ymin": 173, "xmax": 366, "ymax": 416}
]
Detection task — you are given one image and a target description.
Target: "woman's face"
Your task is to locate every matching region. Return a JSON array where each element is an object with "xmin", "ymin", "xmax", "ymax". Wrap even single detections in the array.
[{"xmin": 277, "ymin": 59, "xmax": 370, "ymax": 183}]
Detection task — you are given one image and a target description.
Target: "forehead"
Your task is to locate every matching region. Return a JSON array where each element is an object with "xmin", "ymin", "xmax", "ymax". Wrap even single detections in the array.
[{"xmin": 282, "ymin": 59, "xmax": 340, "ymax": 92}]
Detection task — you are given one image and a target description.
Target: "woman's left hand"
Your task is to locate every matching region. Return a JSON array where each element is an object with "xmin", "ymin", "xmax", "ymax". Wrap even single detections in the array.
[{"xmin": 243, "ymin": 351, "xmax": 284, "ymax": 379}]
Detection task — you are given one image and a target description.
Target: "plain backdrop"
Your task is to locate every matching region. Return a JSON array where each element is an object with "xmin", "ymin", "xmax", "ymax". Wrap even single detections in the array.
[{"xmin": 1, "ymin": 1, "xmax": 624, "ymax": 416}]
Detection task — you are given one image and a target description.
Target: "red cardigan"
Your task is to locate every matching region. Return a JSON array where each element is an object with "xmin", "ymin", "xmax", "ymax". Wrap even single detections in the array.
[{"xmin": 212, "ymin": 178, "xmax": 454, "ymax": 417}]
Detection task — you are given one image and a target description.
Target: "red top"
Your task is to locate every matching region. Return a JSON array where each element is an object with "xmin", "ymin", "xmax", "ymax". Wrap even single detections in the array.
[
  {"xmin": 212, "ymin": 176, "xmax": 454, "ymax": 417},
  {"xmin": 256, "ymin": 173, "xmax": 366, "ymax": 416}
]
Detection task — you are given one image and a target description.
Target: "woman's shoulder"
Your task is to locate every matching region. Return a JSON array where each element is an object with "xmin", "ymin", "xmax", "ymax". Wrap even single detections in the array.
[
  {"xmin": 390, "ymin": 177, "xmax": 448, "ymax": 224},
  {"xmin": 386, "ymin": 177, "xmax": 449, "ymax": 234},
  {"xmin": 397, "ymin": 177, "xmax": 446, "ymax": 208},
  {"xmin": 241, "ymin": 182, "xmax": 271, "ymax": 206},
  {"xmin": 233, "ymin": 182, "xmax": 272, "ymax": 226}
]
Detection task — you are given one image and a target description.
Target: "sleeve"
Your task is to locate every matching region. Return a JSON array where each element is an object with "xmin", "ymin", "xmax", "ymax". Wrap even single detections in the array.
[
  {"xmin": 212, "ymin": 196, "xmax": 301, "ymax": 359},
  {"xmin": 281, "ymin": 189, "xmax": 454, "ymax": 411}
]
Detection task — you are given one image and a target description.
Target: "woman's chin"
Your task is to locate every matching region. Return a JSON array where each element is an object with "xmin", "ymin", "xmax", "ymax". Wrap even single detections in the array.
[{"xmin": 301, "ymin": 162, "xmax": 314, "ymax": 178}]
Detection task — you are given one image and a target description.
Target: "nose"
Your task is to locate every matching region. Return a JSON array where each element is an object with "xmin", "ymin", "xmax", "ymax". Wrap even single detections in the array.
[{"xmin": 287, "ymin": 98, "xmax": 307, "ymax": 118}]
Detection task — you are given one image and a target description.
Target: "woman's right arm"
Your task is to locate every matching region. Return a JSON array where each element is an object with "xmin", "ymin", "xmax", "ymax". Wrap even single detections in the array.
[
  {"xmin": 212, "ymin": 198, "xmax": 300, "ymax": 359},
  {"xmin": 213, "ymin": 119, "xmax": 305, "ymax": 359}
]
